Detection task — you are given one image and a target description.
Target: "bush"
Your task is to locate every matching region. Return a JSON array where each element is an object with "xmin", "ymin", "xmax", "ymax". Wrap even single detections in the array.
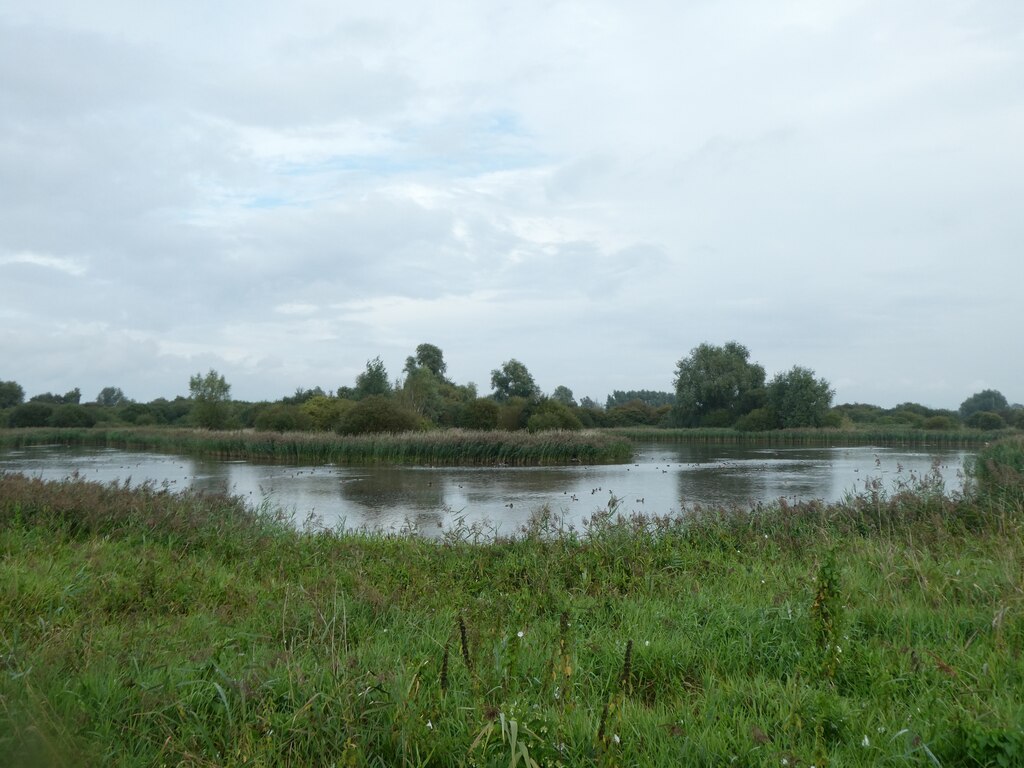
[
  {"xmin": 8, "ymin": 401, "xmax": 54, "ymax": 427},
  {"xmin": 734, "ymin": 407, "xmax": 777, "ymax": 431},
  {"xmin": 966, "ymin": 411, "xmax": 1005, "ymax": 430},
  {"xmin": 301, "ymin": 395, "xmax": 354, "ymax": 431},
  {"xmin": 923, "ymin": 415, "xmax": 959, "ymax": 431},
  {"xmin": 48, "ymin": 404, "xmax": 97, "ymax": 428},
  {"xmin": 338, "ymin": 395, "xmax": 424, "ymax": 435},
  {"xmin": 459, "ymin": 398, "xmax": 499, "ymax": 430},
  {"xmin": 526, "ymin": 399, "xmax": 582, "ymax": 432},
  {"xmin": 253, "ymin": 404, "xmax": 313, "ymax": 432}
]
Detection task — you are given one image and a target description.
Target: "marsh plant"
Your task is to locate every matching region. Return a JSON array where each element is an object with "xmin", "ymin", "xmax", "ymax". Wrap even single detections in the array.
[{"xmin": 1, "ymin": 437, "xmax": 1023, "ymax": 765}]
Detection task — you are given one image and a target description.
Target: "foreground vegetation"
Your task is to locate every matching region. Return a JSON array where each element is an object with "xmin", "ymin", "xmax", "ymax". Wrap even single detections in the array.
[
  {"xmin": 0, "ymin": 427, "xmax": 633, "ymax": 466},
  {"xmin": 2, "ymin": 439, "xmax": 1022, "ymax": 766}
]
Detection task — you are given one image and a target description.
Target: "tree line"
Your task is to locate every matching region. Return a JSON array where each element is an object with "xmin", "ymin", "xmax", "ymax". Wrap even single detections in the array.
[{"xmin": 2, "ymin": 341, "xmax": 1021, "ymax": 434}]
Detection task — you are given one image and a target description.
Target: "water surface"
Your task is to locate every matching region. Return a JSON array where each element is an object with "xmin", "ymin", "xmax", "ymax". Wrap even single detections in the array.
[{"xmin": 1, "ymin": 443, "xmax": 969, "ymax": 536}]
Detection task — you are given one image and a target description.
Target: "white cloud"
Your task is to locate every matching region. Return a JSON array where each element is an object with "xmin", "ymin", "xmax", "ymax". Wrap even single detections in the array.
[
  {"xmin": 1, "ymin": 1, "xmax": 1022, "ymax": 407},
  {"xmin": 0, "ymin": 251, "xmax": 87, "ymax": 276}
]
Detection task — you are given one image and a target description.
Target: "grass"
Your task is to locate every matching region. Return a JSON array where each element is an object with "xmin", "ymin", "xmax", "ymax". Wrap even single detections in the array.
[
  {"xmin": 1, "ymin": 442, "xmax": 1023, "ymax": 766},
  {"xmin": 0, "ymin": 427, "xmax": 633, "ymax": 466}
]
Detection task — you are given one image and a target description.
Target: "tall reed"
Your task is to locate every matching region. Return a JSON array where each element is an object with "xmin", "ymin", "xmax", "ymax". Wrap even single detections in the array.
[{"xmin": 0, "ymin": 426, "xmax": 633, "ymax": 466}]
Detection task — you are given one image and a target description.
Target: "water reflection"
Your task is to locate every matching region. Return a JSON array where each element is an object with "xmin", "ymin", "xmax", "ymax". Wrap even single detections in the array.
[{"xmin": 0, "ymin": 443, "xmax": 970, "ymax": 534}]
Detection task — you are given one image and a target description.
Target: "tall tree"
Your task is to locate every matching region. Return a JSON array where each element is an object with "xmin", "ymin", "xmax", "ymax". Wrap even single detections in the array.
[
  {"xmin": 0, "ymin": 380, "xmax": 24, "ymax": 409},
  {"xmin": 551, "ymin": 385, "xmax": 576, "ymax": 407},
  {"xmin": 189, "ymin": 369, "xmax": 231, "ymax": 429},
  {"xmin": 355, "ymin": 357, "xmax": 390, "ymax": 399},
  {"xmin": 404, "ymin": 343, "xmax": 447, "ymax": 379},
  {"xmin": 766, "ymin": 366, "xmax": 835, "ymax": 428},
  {"xmin": 959, "ymin": 389, "xmax": 1008, "ymax": 419},
  {"xmin": 490, "ymin": 359, "xmax": 539, "ymax": 402},
  {"xmin": 673, "ymin": 342, "xmax": 765, "ymax": 426},
  {"xmin": 96, "ymin": 386, "xmax": 128, "ymax": 407}
]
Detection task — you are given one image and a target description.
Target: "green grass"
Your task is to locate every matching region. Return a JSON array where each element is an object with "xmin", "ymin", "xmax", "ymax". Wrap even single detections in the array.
[
  {"xmin": 1, "ymin": 441, "xmax": 1023, "ymax": 767},
  {"xmin": 0, "ymin": 427, "xmax": 633, "ymax": 466}
]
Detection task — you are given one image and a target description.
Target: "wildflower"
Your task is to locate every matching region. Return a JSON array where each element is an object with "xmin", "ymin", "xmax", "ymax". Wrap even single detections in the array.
[
  {"xmin": 517, "ymin": 630, "xmax": 525, "ymax": 638},
  {"xmin": 613, "ymin": 734, "xmax": 620, "ymax": 744},
  {"xmin": 861, "ymin": 735, "xmax": 870, "ymax": 747},
  {"xmin": 644, "ymin": 640, "xmax": 650, "ymax": 647},
  {"xmin": 427, "ymin": 720, "xmax": 433, "ymax": 730}
]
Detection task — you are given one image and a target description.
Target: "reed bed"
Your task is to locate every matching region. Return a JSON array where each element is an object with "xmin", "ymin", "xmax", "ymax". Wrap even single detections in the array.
[
  {"xmin": 1, "ymin": 439, "xmax": 1022, "ymax": 766},
  {"xmin": 0, "ymin": 426, "xmax": 633, "ymax": 466},
  {"xmin": 609, "ymin": 425, "xmax": 1007, "ymax": 447}
]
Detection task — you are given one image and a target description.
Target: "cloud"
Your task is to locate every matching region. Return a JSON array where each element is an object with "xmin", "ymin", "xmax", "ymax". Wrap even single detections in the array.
[{"xmin": 0, "ymin": 1, "xmax": 1022, "ymax": 408}]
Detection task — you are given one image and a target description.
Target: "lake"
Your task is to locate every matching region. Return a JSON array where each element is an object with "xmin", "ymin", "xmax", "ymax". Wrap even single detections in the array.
[{"xmin": 0, "ymin": 442, "xmax": 970, "ymax": 536}]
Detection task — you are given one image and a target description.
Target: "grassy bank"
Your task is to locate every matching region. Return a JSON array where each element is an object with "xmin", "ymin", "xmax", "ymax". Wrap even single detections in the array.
[
  {"xmin": 609, "ymin": 426, "xmax": 1007, "ymax": 447},
  {"xmin": 2, "ymin": 440, "xmax": 1023, "ymax": 767},
  {"xmin": 0, "ymin": 427, "xmax": 633, "ymax": 466}
]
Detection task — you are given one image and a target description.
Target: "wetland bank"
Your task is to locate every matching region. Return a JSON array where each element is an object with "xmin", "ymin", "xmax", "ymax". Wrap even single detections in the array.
[{"xmin": 1, "ymin": 436, "xmax": 1022, "ymax": 766}]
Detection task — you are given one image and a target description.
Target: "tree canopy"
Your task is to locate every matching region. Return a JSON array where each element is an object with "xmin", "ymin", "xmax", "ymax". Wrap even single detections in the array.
[
  {"xmin": 355, "ymin": 357, "xmax": 390, "ymax": 399},
  {"xmin": 404, "ymin": 343, "xmax": 447, "ymax": 379},
  {"xmin": 490, "ymin": 359, "xmax": 539, "ymax": 402},
  {"xmin": 673, "ymin": 342, "xmax": 765, "ymax": 426},
  {"xmin": 189, "ymin": 369, "xmax": 231, "ymax": 429},
  {"xmin": 959, "ymin": 389, "xmax": 1008, "ymax": 419},
  {"xmin": 96, "ymin": 386, "xmax": 128, "ymax": 407},
  {"xmin": 0, "ymin": 380, "xmax": 24, "ymax": 409},
  {"xmin": 766, "ymin": 366, "xmax": 835, "ymax": 428}
]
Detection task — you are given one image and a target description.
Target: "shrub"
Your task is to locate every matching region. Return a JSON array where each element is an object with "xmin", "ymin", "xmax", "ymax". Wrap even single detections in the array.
[
  {"xmin": 734, "ymin": 407, "xmax": 776, "ymax": 432},
  {"xmin": 48, "ymin": 404, "xmax": 97, "ymax": 428},
  {"xmin": 253, "ymin": 404, "xmax": 313, "ymax": 432},
  {"xmin": 966, "ymin": 411, "xmax": 1005, "ymax": 430},
  {"xmin": 459, "ymin": 398, "xmax": 500, "ymax": 430},
  {"xmin": 923, "ymin": 415, "xmax": 959, "ymax": 431},
  {"xmin": 526, "ymin": 399, "xmax": 582, "ymax": 432},
  {"xmin": 338, "ymin": 395, "xmax": 424, "ymax": 435},
  {"xmin": 301, "ymin": 395, "xmax": 354, "ymax": 431},
  {"xmin": 8, "ymin": 401, "xmax": 54, "ymax": 427}
]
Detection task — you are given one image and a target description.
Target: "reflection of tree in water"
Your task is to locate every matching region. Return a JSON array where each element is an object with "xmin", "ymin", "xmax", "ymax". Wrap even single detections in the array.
[
  {"xmin": 185, "ymin": 458, "xmax": 234, "ymax": 496},
  {"xmin": 675, "ymin": 463, "xmax": 760, "ymax": 510},
  {"xmin": 337, "ymin": 467, "xmax": 447, "ymax": 530}
]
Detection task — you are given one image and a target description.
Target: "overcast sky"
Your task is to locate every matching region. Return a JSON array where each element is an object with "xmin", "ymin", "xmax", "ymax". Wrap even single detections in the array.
[{"xmin": 2, "ymin": 1, "xmax": 1021, "ymax": 409}]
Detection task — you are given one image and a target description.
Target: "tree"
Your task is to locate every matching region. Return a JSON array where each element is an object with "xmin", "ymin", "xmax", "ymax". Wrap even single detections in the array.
[
  {"xmin": 606, "ymin": 390, "xmax": 675, "ymax": 409},
  {"xmin": 959, "ymin": 389, "xmax": 1009, "ymax": 420},
  {"xmin": 0, "ymin": 380, "xmax": 24, "ymax": 409},
  {"xmin": 672, "ymin": 342, "xmax": 765, "ymax": 427},
  {"xmin": 404, "ymin": 343, "xmax": 448, "ymax": 379},
  {"xmin": 189, "ymin": 369, "xmax": 231, "ymax": 429},
  {"xmin": 29, "ymin": 388, "xmax": 81, "ymax": 405},
  {"xmin": 490, "ymin": 359, "xmax": 539, "ymax": 402},
  {"xmin": 551, "ymin": 385, "xmax": 576, "ymax": 407},
  {"xmin": 766, "ymin": 366, "xmax": 835, "ymax": 428},
  {"xmin": 355, "ymin": 357, "xmax": 390, "ymax": 399},
  {"xmin": 400, "ymin": 365, "xmax": 443, "ymax": 421},
  {"xmin": 96, "ymin": 386, "xmax": 128, "ymax": 407}
]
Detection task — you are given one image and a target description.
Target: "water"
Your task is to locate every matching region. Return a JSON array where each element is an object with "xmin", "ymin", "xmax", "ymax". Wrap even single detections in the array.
[{"xmin": 0, "ymin": 443, "xmax": 969, "ymax": 535}]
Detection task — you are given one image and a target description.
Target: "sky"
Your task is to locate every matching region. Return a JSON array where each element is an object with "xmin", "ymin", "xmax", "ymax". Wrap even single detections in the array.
[{"xmin": 1, "ymin": 1, "xmax": 1022, "ymax": 410}]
